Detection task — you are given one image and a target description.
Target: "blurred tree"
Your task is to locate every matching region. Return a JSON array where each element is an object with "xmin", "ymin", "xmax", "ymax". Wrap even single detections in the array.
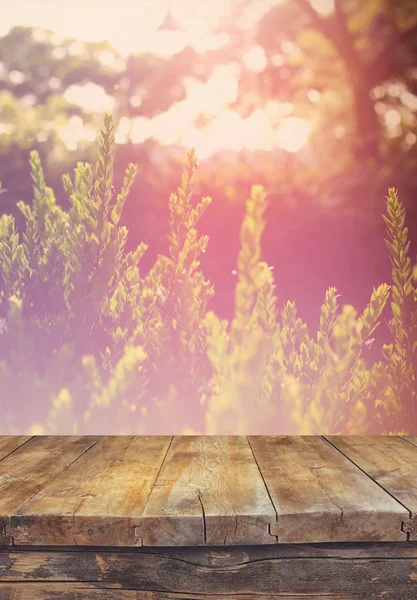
[
  {"xmin": 0, "ymin": 0, "xmax": 416, "ymax": 343},
  {"xmin": 0, "ymin": 25, "xmax": 213, "ymax": 231},
  {"xmin": 245, "ymin": 0, "xmax": 417, "ymax": 205},
  {"xmin": 191, "ymin": 0, "xmax": 417, "ymax": 333},
  {"xmin": 255, "ymin": 0, "xmax": 417, "ymax": 148}
]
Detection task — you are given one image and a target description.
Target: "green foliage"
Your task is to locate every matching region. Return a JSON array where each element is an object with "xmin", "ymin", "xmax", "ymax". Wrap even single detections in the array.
[
  {"xmin": 0, "ymin": 114, "xmax": 416, "ymax": 435},
  {"xmin": 379, "ymin": 187, "xmax": 417, "ymax": 430}
]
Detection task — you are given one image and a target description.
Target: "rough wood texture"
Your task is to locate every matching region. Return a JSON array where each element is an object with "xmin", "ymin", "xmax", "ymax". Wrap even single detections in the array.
[
  {"xmin": 3, "ymin": 541, "xmax": 417, "ymax": 572},
  {"xmin": 2, "ymin": 433, "xmax": 417, "ymax": 599},
  {"xmin": 8, "ymin": 437, "xmax": 172, "ymax": 546},
  {"xmin": 1, "ymin": 544, "xmax": 417, "ymax": 599},
  {"xmin": 0, "ymin": 585, "xmax": 358, "ymax": 600},
  {"xmin": 136, "ymin": 436, "xmax": 277, "ymax": 546},
  {"xmin": 401, "ymin": 436, "xmax": 417, "ymax": 449},
  {"xmin": 0, "ymin": 438, "xmax": 30, "ymax": 462},
  {"xmin": 326, "ymin": 435, "xmax": 417, "ymax": 540},
  {"xmin": 0, "ymin": 437, "xmax": 98, "ymax": 546},
  {"xmin": 0, "ymin": 436, "xmax": 30, "ymax": 543},
  {"xmin": 3, "ymin": 541, "xmax": 417, "ymax": 562},
  {"xmin": 2, "ymin": 436, "xmax": 417, "ymax": 547},
  {"xmin": 248, "ymin": 436, "xmax": 408, "ymax": 543}
]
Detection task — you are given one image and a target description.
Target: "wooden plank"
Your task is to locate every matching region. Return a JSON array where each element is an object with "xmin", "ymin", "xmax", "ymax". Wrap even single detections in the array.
[
  {"xmin": 0, "ymin": 585, "xmax": 358, "ymax": 600},
  {"xmin": 0, "ymin": 437, "xmax": 98, "ymax": 546},
  {"xmin": 3, "ymin": 542, "xmax": 417, "ymax": 575},
  {"xmin": 136, "ymin": 436, "xmax": 277, "ymax": 546},
  {"xmin": 248, "ymin": 436, "xmax": 408, "ymax": 543},
  {"xmin": 401, "ymin": 436, "xmax": 417, "ymax": 448},
  {"xmin": 2, "ymin": 545, "xmax": 417, "ymax": 599},
  {"xmin": 0, "ymin": 438, "xmax": 31, "ymax": 462},
  {"xmin": 0, "ymin": 437, "xmax": 31, "ymax": 546},
  {"xmin": 3, "ymin": 540, "xmax": 417, "ymax": 567},
  {"xmin": 326, "ymin": 435, "xmax": 417, "ymax": 540},
  {"xmin": 8, "ymin": 436, "xmax": 172, "ymax": 546}
]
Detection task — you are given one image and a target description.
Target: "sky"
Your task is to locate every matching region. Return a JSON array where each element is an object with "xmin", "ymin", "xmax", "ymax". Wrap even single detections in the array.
[
  {"xmin": 0, "ymin": 0, "xmax": 318, "ymax": 156},
  {"xmin": 0, "ymin": 0, "xmax": 260, "ymax": 55},
  {"xmin": 1, "ymin": 0, "xmax": 334, "ymax": 55},
  {"xmin": 2, "ymin": 1, "xmax": 173, "ymax": 55}
]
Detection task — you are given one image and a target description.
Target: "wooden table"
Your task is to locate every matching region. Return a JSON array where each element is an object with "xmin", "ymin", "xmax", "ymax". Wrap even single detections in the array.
[{"xmin": 1, "ymin": 435, "xmax": 417, "ymax": 599}]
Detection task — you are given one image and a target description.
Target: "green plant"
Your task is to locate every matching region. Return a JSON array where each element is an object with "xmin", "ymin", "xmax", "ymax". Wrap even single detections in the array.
[{"xmin": 0, "ymin": 114, "xmax": 415, "ymax": 435}]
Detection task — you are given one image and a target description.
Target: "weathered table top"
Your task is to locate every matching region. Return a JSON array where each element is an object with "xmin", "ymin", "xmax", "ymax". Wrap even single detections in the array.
[{"xmin": 1, "ymin": 435, "xmax": 417, "ymax": 547}]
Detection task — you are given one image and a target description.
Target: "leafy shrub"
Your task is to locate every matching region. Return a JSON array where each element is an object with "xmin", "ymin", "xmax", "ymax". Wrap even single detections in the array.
[{"xmin": 0, "ymin": 114, "xmax": 416, "ymax": 435}]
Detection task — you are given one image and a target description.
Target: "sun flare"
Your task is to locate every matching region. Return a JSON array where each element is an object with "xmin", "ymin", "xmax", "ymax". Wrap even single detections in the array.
[
  {"xmin": 275, "ymin": 117, "xmax": 312, "ymax": 153},
  {"xmin": 0, "ymin": 0, "xmax": 236, "ymax": 56},
  {"xmin": 1, "ymin": 0, "xmax": 312, "ymax": 156}
]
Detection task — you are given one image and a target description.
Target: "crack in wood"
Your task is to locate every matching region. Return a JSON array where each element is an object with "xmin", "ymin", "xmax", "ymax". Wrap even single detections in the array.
[
  {"xmin": 3, "ymin": 436, "xmax": 417, "ymax": 549},
  {"xmin": 322, "ymin": 436, "xmax": 411, "ymax": 542},
  {"xmin": 268, "ymin": 522, "xmax": 278, "ymax": 543},
  {"xmin": 324, "ymin": 490, "xmax": 344, "ymax": 522},
  {"xmin": 134, "ymin": 518, "xmax": 144, "ymax": 546},
  {"xmin": 6, "ymin": 437, "xmax": 102, "ymax": 543},
  {"xmin": 0, "ymin": 437, "xmax": 34, "ymax": 464},
  {"xmin": 197, "ymin": 492, "xmax": 207, "ymax": 544},
  {"xmin": 246, "ymin": 437, "xmax": 279, "ymax": 544}
]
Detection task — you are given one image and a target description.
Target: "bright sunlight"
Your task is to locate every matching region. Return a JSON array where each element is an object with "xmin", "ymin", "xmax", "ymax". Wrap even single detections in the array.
[{"xmin": 1, "ymin": 0, "xmax": 312, "ymax": 156}]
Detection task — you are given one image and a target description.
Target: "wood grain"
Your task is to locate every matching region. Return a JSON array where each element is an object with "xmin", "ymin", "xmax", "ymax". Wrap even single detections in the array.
[
  {"xmin": 0, "ymin": 438, "xmax": 30, "ymax": 463},
  {"xmin": 2, "ymin": 545, "xmax": 417, "ymax": 599},
  {"xmin": 7, "ymin": 437, "xmax": 172, "ymax": 546},
  {"xmin": 2, "ymin": 435, "xmax": 417, "ymax": 548},
  {"xmin": 0, "ymin": 437, "xmax": 98, "ymax": 546},
  {"xmin": 248, "ymin": 436, "xmax": 408, "ymax": 543},
  {"xmin": 0, "ymin": 585, "xmax": 359, "ymax": 600},
  {"xmin": 136, "ymin": 436, "xmax": 277, "ymax": 546},
  {"xmin": 3, "ymin": 542, "xmax": 417, "ymax": 573},
  {"xmin": 326, "ymin": 436, "xmax": 417, "ymax": 540},
  {"xmin": 0, "ymin": 435, "xmax": 29, "ymax": 545},
  {"xmin": 401, "ymin": 436, "xmax": 417, "ymax": 448}
]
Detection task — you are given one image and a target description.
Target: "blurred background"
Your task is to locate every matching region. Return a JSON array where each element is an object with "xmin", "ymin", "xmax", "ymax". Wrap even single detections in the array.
[{"xmin": 0, "ymin": 0, "xmax": 416, "ymax": 346}]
